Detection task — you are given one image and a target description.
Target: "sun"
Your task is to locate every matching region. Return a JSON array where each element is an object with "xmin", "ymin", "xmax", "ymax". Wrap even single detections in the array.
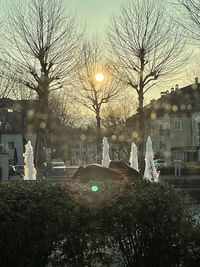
[{"xmin": 95, "ymin": 73, "xmax": 104, "ymax": 82}]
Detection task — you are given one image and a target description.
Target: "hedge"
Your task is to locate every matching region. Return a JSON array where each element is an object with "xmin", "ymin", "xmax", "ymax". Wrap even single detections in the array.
[{"xmin": 0, "ymin": 179, "xmax": 199, "ymax": 266}]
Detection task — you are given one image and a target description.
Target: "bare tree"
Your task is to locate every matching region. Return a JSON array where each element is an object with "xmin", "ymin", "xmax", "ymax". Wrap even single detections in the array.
[
  {"xmin": 101, "ymin": 96, "xmax": 137, "ymax": 161},
  {"xmin": 10, "ymin": 83, "xmax": 37, "ymax": 100},
  {"xmin": 0, "ymin": 76, "xmax": 15, "ymax": 100},
  {"xmin": 73, "ymin": 38, "xmax": 124, "ymax": 163},
  {"xmin": 107, "ymin": 0, "xmax": 187, "ymax": 169},
  {"xmin": 169, "ymin": 0, "xmax": 200, "ymax": 85},
  {"xmin": 49, "ymin": 91, "xmax": 82, "ymax": 127},
  {"xmin": 2, "ymin": 0, "xmax": 84, "ymax": 162},
  {"xmin": 171, "ymin": 0, "xmax": 200, "ymax": 43}
]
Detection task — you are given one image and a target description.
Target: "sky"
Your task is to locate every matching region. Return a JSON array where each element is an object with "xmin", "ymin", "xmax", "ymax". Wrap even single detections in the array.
[
  {"xmin": 2, "ymin": 0, "xmax": 197, "ymax": 103},
  {"xmin": 66, "ymin": 0, "xmax": 123, "ymax": 36},
  {"xmin": 65, "ymin": 0, "xmax": 195, "ymax": 102}
]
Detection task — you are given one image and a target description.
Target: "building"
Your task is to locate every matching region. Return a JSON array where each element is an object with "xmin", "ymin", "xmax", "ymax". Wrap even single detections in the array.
[
  {"xmin": 0, "ymin": 98, "xmax": 98, "ymax": 171},
  {"xmin": 0, "ymin": 98, "xmax": 40, "ymax": 178},
  {"xmin": 126, "ymin": 79, "xmax": 200, "ymax": 165},
  {"xmin": 69, "ymin": 128, "xmax": 97, "ymax": 166}
]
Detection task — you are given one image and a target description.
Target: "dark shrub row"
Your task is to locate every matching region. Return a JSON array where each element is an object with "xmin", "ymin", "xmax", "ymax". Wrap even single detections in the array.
[
  {"xmin": 159, "ymin": 166, "xmax": 200, "ymax": 175},
  {"xmin": 0, "ymin": 179, "xmax": 199, "ymax": 266}
]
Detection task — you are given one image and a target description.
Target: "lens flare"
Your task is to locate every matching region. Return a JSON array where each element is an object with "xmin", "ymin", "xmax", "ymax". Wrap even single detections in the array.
[{"xmin": 91, "ymin": 185, "xmax": 99, "ymax": 192}]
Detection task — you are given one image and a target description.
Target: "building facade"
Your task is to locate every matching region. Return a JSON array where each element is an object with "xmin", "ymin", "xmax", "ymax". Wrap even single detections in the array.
[
  {"xmin": 127, "ymin": 80, "xmax": 200, "ymax": 165},
  {"xmin": 0, "ymin": 98, "xmax": 38, "ymax": 167},
  {"xmin": 69, "ymin": 129, "xmax": 97, "ymax": 166}
]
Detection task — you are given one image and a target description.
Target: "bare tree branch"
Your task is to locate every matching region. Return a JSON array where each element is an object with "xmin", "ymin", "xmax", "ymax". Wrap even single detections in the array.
[
  {"xmin": 72, "ymin": 37, "xmax": 125, "ymax": 162},
  {"xmin": 2, "ymin": 0, "xmax": 84, "ymax": 103},
  {"xmin": 170, "ymin": 0, "xmax": 200, "ymax": 43},
  {"xmin": 106, "ymin": 0, "xmax": 188, "ymax": 168},
  {"xmin": 1, "ymin": 0, "xmax": 84, "ymax": 161}
]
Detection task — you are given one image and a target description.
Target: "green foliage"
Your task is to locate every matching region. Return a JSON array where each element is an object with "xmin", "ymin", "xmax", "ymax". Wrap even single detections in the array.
[
  {"xmin": 53, "ymin": 205, "xmax": 108, "ymax": 267},
  {"xmin": 0, "ymin": 181, "xmax": 72, "ymax": 267},
  {"xmin": 100, "ymin": 179, "xmax": 200, "ymax": 266},
  {"xmin": 0, "ymin": 179, "xmax": 199, "ymax": 266},
  {"xmin": 159, "ymin": 164, "xmax": 200, "ymax": 175}
]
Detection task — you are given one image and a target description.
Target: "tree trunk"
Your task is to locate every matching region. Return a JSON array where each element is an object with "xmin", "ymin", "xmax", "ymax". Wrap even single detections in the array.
[
  {"xmin": 137, "ymin": 91, "xmax": 145, "ymax": 173},
  {"xmin": 96, "ymin": 111, "xmax": 102, "ymax": 164},
  {"xmin": 138, "ymin": 53, "xmax": 145, "ymax": 172},
  {"xmin": 35, "ymin": 91, "xmax": 49, "ymax": 166}
]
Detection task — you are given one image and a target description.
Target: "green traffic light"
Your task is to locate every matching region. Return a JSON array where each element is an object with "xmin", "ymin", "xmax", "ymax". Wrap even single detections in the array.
[{"xmin": 91, "ymin": 185, "xmax": 98, "ymax": 192}]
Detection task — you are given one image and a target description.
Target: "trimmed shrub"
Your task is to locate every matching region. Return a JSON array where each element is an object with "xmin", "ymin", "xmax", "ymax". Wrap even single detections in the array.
[
  {"xmin": 159, "ymin": 166, "xmax": 175, "ymax": 175},
  {"xmin": 0, "ymin": 178, "xmax": 199, "ymax": 266},
  {"xmin": 99, "ymin": 179, "xmax": 200, "ymax": 267},
  {"xmin": 0, "ymin": 181, "xmax": 72, "ymax": 267}
]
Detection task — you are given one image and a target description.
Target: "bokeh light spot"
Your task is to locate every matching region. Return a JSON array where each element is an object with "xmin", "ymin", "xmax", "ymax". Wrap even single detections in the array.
[
  {"xmin": 91, "ymin": 185, "xmax": 99, "ymax": 192},
  {"xmin": 132, "ymin": 131, "xmax": 138, "ymax": 138},
  {"xmin": 180, "ymin": 104, "xmax": 186, "ymax": 110},
  {"xmin": 151, "ymin": 112, "xmax": 157, "ymax": 120},
  {"xmin": 172, "ymin": 105, "xmax": 178, "ymax": 112},
  {"xmin": 119, "ymin": 135, "xmax": 125, "ymax": 141},
  {"xmin": 111, "ymin": 135, "xmax": 116, "ymax": 141},
  {"xmin": 27, "ymin": 109, "xmax": 34, "ymax": 117},
  {"xmin": 40, "ymin": 122, "xmax": 46, "ymax": 129},
  {"xmin": 80, "ymin": 134, "xmax": 86, "ymax": 141}
]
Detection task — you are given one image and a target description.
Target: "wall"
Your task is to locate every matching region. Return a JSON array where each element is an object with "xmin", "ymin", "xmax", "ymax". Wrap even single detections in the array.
[
  {"xmin": 0, "ymin": 153, "xmax": 8, "ymax": 180},
  {"xmin": 151, "ymin": 114, "xmax": 192, "ymax": 165},
  {"xmin": 170, "ymin": 116, "xmax": 192, "ymax": 147},
  {"xmin": 1, "ymin": 134, "xmax": 23, "ymax": 164},
  {"xmin": 191, "ymin": 112, "xmax": 200, "ymax": 146}
]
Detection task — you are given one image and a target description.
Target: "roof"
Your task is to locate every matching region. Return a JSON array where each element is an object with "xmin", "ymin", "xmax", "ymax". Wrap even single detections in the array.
[
  {"xmin": 0, "ymin": 107, "xmax": 22, "ymax": 133},
  {"xmin": 0, "ymin": 98, "xmax": 44, "ymax": 134},
  {"xmin": 127, "ymin": 83, "xmax": 200, "ymax": 125}
]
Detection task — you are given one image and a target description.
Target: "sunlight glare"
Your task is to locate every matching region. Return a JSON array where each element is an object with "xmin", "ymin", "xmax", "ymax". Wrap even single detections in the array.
[{"xmin": 95, "ymin": 73, "xmax": 104, "ymax": 82}]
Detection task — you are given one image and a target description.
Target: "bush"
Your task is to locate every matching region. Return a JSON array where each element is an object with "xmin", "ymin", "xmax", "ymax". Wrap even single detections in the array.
[
  {"xmin": 99, "ymin": 179, "xmax": 200, "ymax": 266},
  {"xmin": 181, "ymin": 166, "xmax": 200, "ymax": 175},
  {"xmin": 159, "ymin": 162, "xmax": 200, "ymax": 176},
  {"xmin": 0, "ymin": 181, "xmax": 72, "ymax": 267},
  {"xmin": 0, "ymin": 178, "xmax": 199, "ymax": 266},
  {"xmin": 159, "ymin": 166, "xmax": 175, "ymax": 175},
  {"xmin": 0, "ymin": 181, "xmax": 108, "ymax": 267}
]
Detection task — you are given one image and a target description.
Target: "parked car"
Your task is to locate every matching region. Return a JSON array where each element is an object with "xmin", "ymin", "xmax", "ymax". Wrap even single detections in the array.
[
  {"xmin": 153, "ymin": 159, "xmax": 167, "ymax": 167},
  {"xmin": 9, "ymin": 165, "xmax": 16, "ymax": 177},
  {"xmin": 15, "ymin": 165, "xmax": 24, "ymax": 176},
  {"xmin": 51, "ymin": 162, "xmax": 67, "ymax": 173}
]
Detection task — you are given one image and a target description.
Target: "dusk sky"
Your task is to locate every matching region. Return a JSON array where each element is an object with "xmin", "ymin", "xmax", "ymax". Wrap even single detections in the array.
[
  {"xmin": 65, "ymin": 0, "xmax": 194, "ymax": 100},
  {"xmin": 2, "ymin": 0, "xmax": 195, "ymax": 101},
  {"xmin": 66, "ymin": 0, "xmax": 123, "ymax": 36}
]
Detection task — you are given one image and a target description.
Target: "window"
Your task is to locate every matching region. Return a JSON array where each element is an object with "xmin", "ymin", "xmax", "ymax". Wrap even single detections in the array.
[
  {"xmin": 5, "ymin": 123, "xmax": 12, "ymax": 131},
  {"xmin": 198, "ymin": 123, "xmax": 200, "ymax": 145},
  {"xmin": 173, "ymin": 151, "xmax": 184, "ymax": 161},
  {"xmin": 8, "ymin": 142, "xmax": 14, "ymax": 149},
  {"xmin": 174, "ymin": 120, "xmax": 182, "ymax": 130}
]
